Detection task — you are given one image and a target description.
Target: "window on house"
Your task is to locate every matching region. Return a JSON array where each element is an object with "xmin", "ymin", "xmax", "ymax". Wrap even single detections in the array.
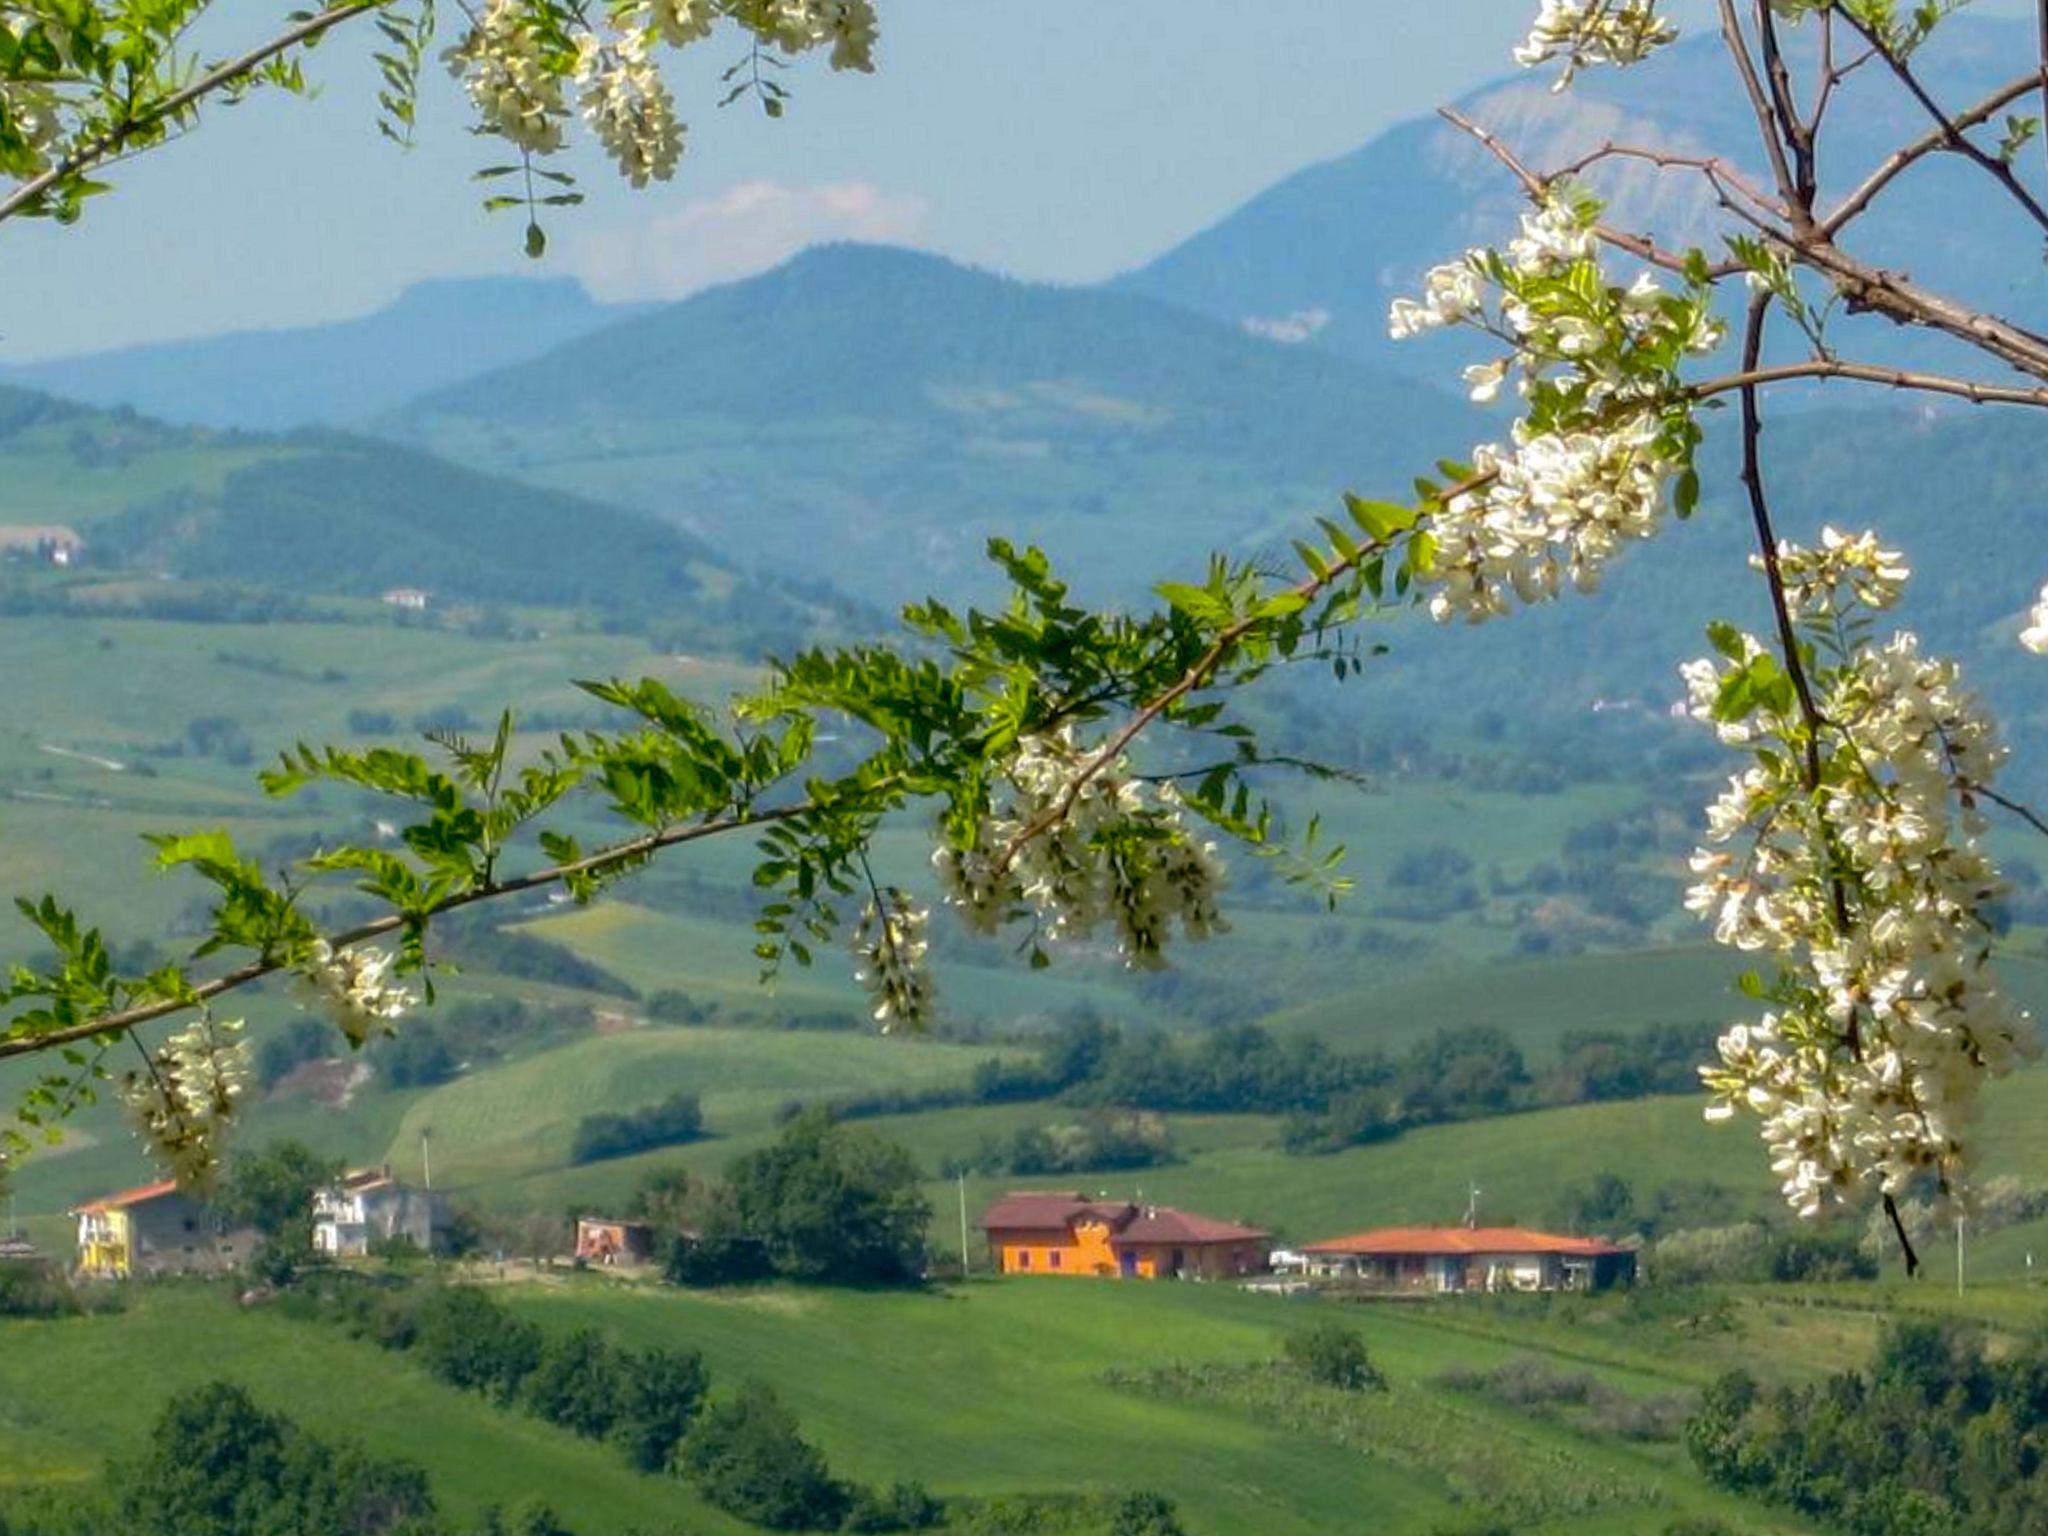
[
  {"xmin": 1017, "ymin": 1250, "xmax": 1030, "ymax": 1268},
  {"xmin": 1049, "ymin": 1251, "xmax": 1061, "ymax": 1268}
]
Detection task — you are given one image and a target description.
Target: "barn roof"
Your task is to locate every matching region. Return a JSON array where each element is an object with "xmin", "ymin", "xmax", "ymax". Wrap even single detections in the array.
[
  {"xmin": 978, "ymin": 1192, "xmax": 1267, "ymax": 1245},
  {"xmin": 71, "ymin": 1179, "xmax": 181, "ymax": 1216},
  {"xmin": 1303, "ymin": 1226, "xmax": 1629, "ymax": 1258},
  {"xmin": 1120, "ymin": 1208, "xmax": 1270, "ymax": 1244}
]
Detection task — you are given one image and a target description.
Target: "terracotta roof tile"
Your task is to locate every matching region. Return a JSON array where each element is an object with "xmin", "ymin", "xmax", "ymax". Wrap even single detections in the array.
[
  {"xmin": 1119, "ymin": 1208, "xmax": 1269, "ymax": 1245},
  {"xmin": 978, "ymin": 1193, "xmax": 1136, "ymax": 1232},
  {"xmin": 71, "ymin": 1179, "xmax": 181, "ymax": 1216},
  {"xmin": 1303, "ymin": 1226, "xmax": 1629, "ymax": 1258}
]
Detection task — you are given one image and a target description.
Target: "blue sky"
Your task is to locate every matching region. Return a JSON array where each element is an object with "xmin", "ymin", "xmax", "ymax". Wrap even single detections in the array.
[
  {"xmin": 3, "ymin": 0, "xmax": 1520, "ymax": 358},
  {"xmin": 3, "ymin": 0, "xmax": 2038, "ymax": 359}
]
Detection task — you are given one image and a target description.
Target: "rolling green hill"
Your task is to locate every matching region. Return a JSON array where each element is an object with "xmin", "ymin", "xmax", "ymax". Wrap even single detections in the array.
[
  {"xmin": 390, "ymin": 244, "xmax": 1466, "ymax": 608},
  {"xmin": 0, "ymin": 384, "xmax": 863, "ymax": 650},
  {"xmin": 0, "ymin": 1278, "xmax": 1821, "ymax": 1535}
]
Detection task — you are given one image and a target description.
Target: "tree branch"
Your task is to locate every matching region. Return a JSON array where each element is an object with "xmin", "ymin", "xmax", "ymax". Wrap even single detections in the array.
[
  {"xmin": 1687, "ymin": 359, "xmax": 2048, "ymax": 408},
  {"xmin": 0, "ymin": 2, "xmax": 382, "ymax": 226},
  {"xmin": 1822, "ymin": 72, "xmax": 2045, "ymax": 235},
  {"xmin": 1836, "ymin": 7, "xmax": 2048, "ymax": 237},
  {"xmin": 0, "ymin": 798, "xmax": 818, "ymax": 1063}
]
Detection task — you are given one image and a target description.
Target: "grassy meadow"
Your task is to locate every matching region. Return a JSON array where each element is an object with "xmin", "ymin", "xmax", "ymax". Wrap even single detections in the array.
[{"xmin": 0, "ymin": 1274, "xmax": 1847, "ymax": 1535}]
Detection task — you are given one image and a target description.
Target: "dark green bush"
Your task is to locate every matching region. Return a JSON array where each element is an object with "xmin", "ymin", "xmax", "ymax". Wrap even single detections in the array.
[
  {"xmin": 676, "ymin": 1382, "xmax": 848, "ymax": 1531},
  {"xmin": 1282, "ymin": 1321, "xmax": 1386, "ymax": 1392}
]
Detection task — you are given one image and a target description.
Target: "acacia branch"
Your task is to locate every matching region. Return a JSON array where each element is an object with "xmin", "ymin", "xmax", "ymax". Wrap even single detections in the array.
[
  {"xmin": 1687, "ymin": 359, "xmax": 2048, "ymax": 408},
  {"xmin": 994, "ymin": 471, "xmax": 1495, "ymax": 874},
  {"xmin": 1823, "ymin": 72, "xmax": 2045, "ymax": 235},
  {"xmin": 0, "ymin": 799, "xmax": 818, "ymax": 1063},
  {"xmin": 0, "ymin": 1, "xmax": 382, "ymax": 226},
  {"xmin": 1439, "ymin": 107, "xmax": 1747, "ymax": 279},
  {"xmin": 1719, "ymin": 0, "xmax": 1801, "ymax": 206},
  {"xmin": 1836, "ymin": 6, "xmax": 2048, "ymax": 237}
]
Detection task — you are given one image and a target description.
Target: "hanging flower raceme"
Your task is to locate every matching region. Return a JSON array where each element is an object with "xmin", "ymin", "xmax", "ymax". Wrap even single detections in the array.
[
  {"xmin": 932, "ymin": 728, "xmax": 1228, "ymax": 972},
  {"xmin": 1687, "ymin": 533, "xmax": 2037, "ymax": 1219},
  {"xmin": 851, "ymin": 887, "xmax": 933, "ymax": 1032},
  {"xmin": 1514, "ymin": 0, "xmax": 1678, "ymax": 85},
  {"xmin": 1389, "ymin": 198, "xmax": 1719, "ymax": 625},
  {"xmin": 445, "ymin": 0, "xmax": 572, "ymax": 156},
  {"xmin": 576, "ymin": 27, "xmax": 684, "ymax": 187},
  {"xmin": 118, "ymin": 1015, "xmax": 251, "ymax": 1190},
  {"xmin": 299, "ymin": 939, "xmax": 414, "ymax": 1047}
]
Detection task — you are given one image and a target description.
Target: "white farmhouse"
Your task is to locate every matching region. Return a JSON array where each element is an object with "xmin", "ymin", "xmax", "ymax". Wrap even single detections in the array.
[{"xmin": 313, "ymin": 1168, "xmax": 441, "ymax": 1257}]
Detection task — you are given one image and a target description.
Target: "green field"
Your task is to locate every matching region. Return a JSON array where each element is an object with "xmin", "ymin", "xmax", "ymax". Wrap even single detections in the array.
[{"xmin": 0, "ymin": 1276, "xmax": 1835, "ymax": 1535}]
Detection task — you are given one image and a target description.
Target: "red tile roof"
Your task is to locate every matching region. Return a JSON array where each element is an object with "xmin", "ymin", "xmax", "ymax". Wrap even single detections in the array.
[
  {"xmin": 979, "ymin": 1193, "xmax": 1136, "ymax": 1232},
  {"xmin": 1304, "ymin": 1226, "xmax": 1628, "ymax": 1258},
  {"xmin": 978, "ymin": 1193, "xmax": 1267, "ymax": 1246},
  {"xmin": 71, "ymin": 1179, "xmax": 181, "ymax": 1216},
  {"xmin": 1120, "ymin": 1208, "xmax": 1269, "ymax": 1245}
]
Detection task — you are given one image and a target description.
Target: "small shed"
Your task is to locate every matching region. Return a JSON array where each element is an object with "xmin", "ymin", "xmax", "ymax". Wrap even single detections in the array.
[{"xmin": 574, "ymin": 1217, "xmax": 658, "ymax": 1268}]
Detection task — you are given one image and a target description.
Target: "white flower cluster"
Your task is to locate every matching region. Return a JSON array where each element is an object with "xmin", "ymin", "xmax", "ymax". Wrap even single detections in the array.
[
  {"xmin": 933, "ymin": 729, "xmax": 1228, "ymax": 972},
  {"xmin": 1762, "ymin": 525, "xmax": 1910, "ymax": 617},
  {"xmin": 757, "ymin": 0, "xmax": 880, "ymax": 73},
  {"xmin": 851, "ymin": 888, "xmax": 932, "ymax": 1032},
  {"xmin": 1514, "ymin": 0, "xmax": 1678, "ymax": 85},
  {"xmin": 445, "ymin": 0, "xmax": 570, "ymax": 155},
  {"xmin": 1389, "ymin": 202, "xmax": 1721, "ymax": 624},
  {"xmin": 299, "ymin": 939, "xmax": 414, "ymax": 1047},
  {"xmin": 444, "ymin": 0, "xmax": 876, "ymax": 184},
  {"xmin": 119, "ymin": 1016, "xmax": 250, "ymax": 1189},
  {"xmin": 1687, "ymin": 539, "xmax": 2036, "ymax": 1218},
  {"xmin": 576, "ymin": 28, "xmax": 683, "ymax": 187},
  {"xmin": 2022, "ymin": 583, "xmax": 2048, "ymax": 654},
  {"xmin": 0, "ymin": 74, "xmax": 65, "ymax": 177}
]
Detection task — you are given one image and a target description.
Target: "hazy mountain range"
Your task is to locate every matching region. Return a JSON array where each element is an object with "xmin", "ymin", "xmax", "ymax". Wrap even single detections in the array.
[{"xmin": 0, "ymin": 17, "xmax": 2040, "ymax": 766}]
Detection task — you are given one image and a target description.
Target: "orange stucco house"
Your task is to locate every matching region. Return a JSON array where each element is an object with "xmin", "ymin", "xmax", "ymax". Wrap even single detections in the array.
[{"xmin": 979, "ymin": 1192, "xmax": 1269, "ymax": 1280}]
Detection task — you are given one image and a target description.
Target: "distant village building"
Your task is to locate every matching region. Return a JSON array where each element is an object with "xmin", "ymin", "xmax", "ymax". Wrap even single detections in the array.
[
  {"xmin": 1301, "ymin": 1226, "xmax": 1636, "ymax": 1293},
  {"xmin": 312, "ymin": 1168, "xmax": 442, "ymax": 1257},
  {"xmin": 574, "ymin": 1217, "xmax": 659, "ymax": 1268},
  {"xmin": 0, "ymin": 525, "xmax": 83, "ymax": 567},
  {"xmin": 979, "ymin": 1193, "xmax": 1269, "ymax": 1280},
  {"xmin": 71, "ymin": 1180, "xmax": 256, "ymax": 1280},
  {"xmin": 381, "ymin": 587, "xmax": 432, "ymax": 611}
]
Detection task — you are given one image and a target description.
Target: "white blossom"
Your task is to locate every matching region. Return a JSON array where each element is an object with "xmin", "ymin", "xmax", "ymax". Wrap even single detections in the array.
[
  {"xmin": 1388, "ymin": 199, "xmax": 1720, "ymax": 625},
  {"xmin": 933, "ymin": 729, "xmax": 1228, "ymax": 973},
  {"xmin": 851, "ymin": 888, "xmax": 933, "ymax": 1032},
  {"xmin": 576, "ymin": 28, "xmax": 684, "ymax": 187},
  {"xmin": 299, "ymin": 939, "xmax": 414, "ymax": 1047},
  {"xmin": 1689, "ymin": 542, "xmax": 2037, "ymax": 1219},
  {"xmin": 445, "ymin": 0, "xmax": 571, "ymax": 156},
  {"xmin": 1514, "ymin": 0, "xmax": 1678, "ymax": 86},
  {"xmin": 119, "ymin": 1016, "xmax": 250, "ymax": 1190}
]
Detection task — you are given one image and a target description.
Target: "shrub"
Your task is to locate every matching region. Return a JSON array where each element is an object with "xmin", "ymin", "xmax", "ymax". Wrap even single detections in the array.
[
  {"xmin": 842, "ymin": 1480, "xmax": 946, "ymax": 1532},
  {"xmin": 412, "ymin": 1286, "xmax": 543, "ymax": 1402},
  {"xmin": 1107, "ymin": 1493, "xmax": 1187, "ymax": 1536},
  {"xmin": 721, "ymin": 1111, "xmax": 929, "ymax": 1285},
  {"xmin": 570, "ymin": 1091, "xmax": 705, "ymax": 1165},
  {"xmin": 676, "ymin": 1382, "xmax": 848, "ymax": 1531},
  {"xmin": 1282, "ymin": 1321, "xmax": 1385, "ymax": 1392},
  {"xmin": 524, "ymin": 1328, "xmax": 620, "ymax": 1441},
  {"xmin": 611, "ymin": 1345, "xmax": 710, "ymax": 1473}
]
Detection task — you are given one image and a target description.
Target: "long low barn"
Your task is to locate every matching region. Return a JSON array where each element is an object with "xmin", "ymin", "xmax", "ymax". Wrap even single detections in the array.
[{"xmin": 1301, "ymin": 1226, "xmax": 1636, "ymax": 1293}]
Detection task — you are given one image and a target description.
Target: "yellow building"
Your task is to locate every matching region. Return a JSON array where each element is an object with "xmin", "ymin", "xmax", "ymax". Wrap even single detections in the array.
[
  {"xmin": 71, "ymin": 1180, "xmax": 253, "ymax": 1280},
  {"xmin": 978, "ymin": 1192, "xmax": 1269, "ymax": 1280}
]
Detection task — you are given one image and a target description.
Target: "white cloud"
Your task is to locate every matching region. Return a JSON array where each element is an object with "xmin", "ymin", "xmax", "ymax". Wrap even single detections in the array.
[
  {"xmin": 567, "ymin": 180, "xmax": 931, "ymax": 301},
  {"xmin": 1241, "ymin": 307, "xmax": 1331, "ymax": 345}
]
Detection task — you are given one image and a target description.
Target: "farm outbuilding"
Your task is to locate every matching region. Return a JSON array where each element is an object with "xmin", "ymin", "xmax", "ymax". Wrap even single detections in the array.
[
  {"xmin": 574, "ymin": 1217, "xmax": 659, "ymax": 1268},
  {"xmin": 1302, "ymin": 1226, "xmax": 1636, "ymax": 1293}
]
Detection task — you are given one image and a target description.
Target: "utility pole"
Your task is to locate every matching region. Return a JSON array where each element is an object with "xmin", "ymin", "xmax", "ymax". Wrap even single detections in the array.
[
  {"xmin": 1956, "ymin": 1214, "xmax": 1965, "ymax": 1299},
  {"xmin": 1465, "ymin": 1179, "xmax": 1482, "ymax": 1230},
  {"xmin": 420, "ymin": 1127, "xmax": 433, "ymax": 1191},
  {"xmin": 957, "ymin": 1172, "xmax": 971, "ymax": 1279}
]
